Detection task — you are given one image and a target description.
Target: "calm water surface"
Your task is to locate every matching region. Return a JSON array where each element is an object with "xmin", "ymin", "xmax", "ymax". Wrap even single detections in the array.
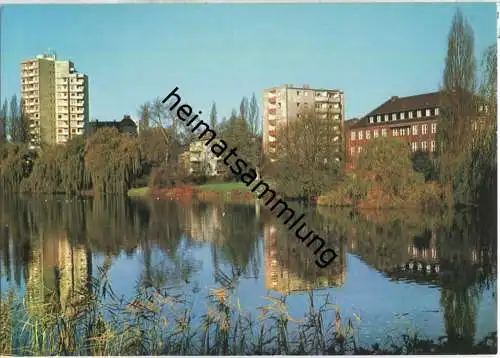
[{"xmin": 0, "ymin": 195, "xmax": 497, "ymax": 348}]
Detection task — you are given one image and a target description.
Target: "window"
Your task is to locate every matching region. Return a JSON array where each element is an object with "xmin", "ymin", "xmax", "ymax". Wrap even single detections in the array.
[
  {"xmin": 417, "ymin": 110, "xmax": 422, "ymax": 118},
  {"xmin": 350, "ymin": 147, "xmax": 355, "ymax": 155},
  {"xmin": 412, "ymin": 125, "xmax": 418, "ymax": 135},
  {"xmin": 315, "ymin": 103, "xmax": 321, "ymax": 109},
  {"xmin": 366, "ymin": 130, "xmax": 371, "ymax": 139},
  {"xmin": 422, "ymin": 124, "xmax": 428, "ymax": 134},
  {"xmin": 297, "ymin": 102, "xmax": 300, "ymax": 107},
  {"xmin": 425, "ymin": 109, "xmax": 431, "ymax": 117},
  {"xmin": 408, "ymin": 111, "xmax": 413, "ymax": 119},
  {"xmin": 392, "ymin": 113, "xmax": 397, "ymax": 121},
  {"xmin": 411, "ymin": 142, "xmax": 418, "ymax": 152},
  {"xmin": 374, "ymin": 129, "xmax": 379, "ymax": 138},
  {"xmin": 400, "ymin": 112, "xmax": 405, "ymax": 120},
  {"xmin": 358, "ymin": 131, "xmax": 363, "ymax": 140},
  {"xmin": 376, "ymin": 115, "xmax": 381, "ymax": 122},
  {"xmin": 384, "ymin": 114, "xmax": 389, "ymax": 122},
  {"xmin": 431, "ymin": 123, "xmax": 437, "ymax": 134},
  {"xmin": 382, "ymin": 128, "xmax": 387, "ymax": 137},
  {"xmin": 357, "ymin": 146, "xmax": 362, "ymax": 153},
  {"xmin": 431, "ymin": 140, "xmax": 436, "ymax": 152},
  {"xmin": 297, "ymin": 91, "xmax": 301, "ymax": 96},
  {"xmin": 421, "ymin": 141, "xmax": 427, "ymax": 151},
  {"xmin": 434, "ymin": 108, "xmax": 439, "ymax": 116},
  {"xmin": 369, "ymin": 117, "xmax": 374, "ymax": 124},
  {"xmin": 351, "ymin": 131, "xmax": 356, "ymax": 140},
  {"xmin": 392, "ymin": 128, "xmax": 398, "ymax": 136},
  {"xmin": 479, "ymin": 104, "xmax": 484, "ymax": 112}
]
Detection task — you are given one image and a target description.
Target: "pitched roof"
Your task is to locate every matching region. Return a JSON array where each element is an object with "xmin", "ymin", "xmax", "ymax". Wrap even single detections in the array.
[
  {"xmin": 120, "ymin": 115, "xmax": 136, "ymax": 126},
  {"xmin": 366, "ymin": 92, "xmax": 441, "ymax": 117},
  {"xmin": 344, "ymin": 118, "xmax": 361, "ymax": 128},
  {"xmin": 347, "ymin": 92, "xmax": 441, "ymax": 129},
  {"xmin": 88, "ymin": 120, "xmax": 119, "ymax": 128}
]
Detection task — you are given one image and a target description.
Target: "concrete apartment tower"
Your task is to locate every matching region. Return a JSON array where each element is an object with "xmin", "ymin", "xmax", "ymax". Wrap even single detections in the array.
[
  {"xmin": 262, "ymin": 84, "xmax": 345, "ymax": 162},
  {"xmin": 21, "ymin": 53, "xmax": 89, "ymax": 147}
]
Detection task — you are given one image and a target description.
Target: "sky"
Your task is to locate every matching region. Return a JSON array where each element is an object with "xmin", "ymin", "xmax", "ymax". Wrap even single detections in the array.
[{"xmin": 1, "ymin": 3, "xmax": 496, "ymax": 124}]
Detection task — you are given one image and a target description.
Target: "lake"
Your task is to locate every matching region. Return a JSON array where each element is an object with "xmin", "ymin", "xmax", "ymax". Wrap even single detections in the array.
[{"xmin": 0, "ymin": 195, "xmax": 497, "ymax": 354}]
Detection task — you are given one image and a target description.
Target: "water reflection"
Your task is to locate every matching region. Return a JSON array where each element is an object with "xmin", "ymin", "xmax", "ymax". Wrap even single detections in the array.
[
  {"xmin": 263, "ymin": 222, "xmax": 346, "ymax": 294},
  {"xmin": 0, "ymin": 195, "xmax": 496, "ymax": 350},
  {"xmin": 25, "ymin": 233, "xmax": 91, "ymax": 316}
]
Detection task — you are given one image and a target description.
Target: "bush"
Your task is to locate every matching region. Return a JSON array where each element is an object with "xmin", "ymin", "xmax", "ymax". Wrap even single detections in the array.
[
  {"xmin": 319, "ymin": 138, "xmax": 444, "ymax": 210},
  {"xmin": 149, "ymin": 168, "xmax": 187, "ymax": 188},
  {"xmin": 406, "ymin": 181, "xmax": 449, "ymax": 210}
]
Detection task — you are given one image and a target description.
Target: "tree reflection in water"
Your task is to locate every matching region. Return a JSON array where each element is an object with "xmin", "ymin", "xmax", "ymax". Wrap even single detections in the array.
[
  {"xmin": 316, "ymin": 205, "xmax": 497, "ymax": 350},
  {"xmin": 0, "ymin": 195, "xmax": 496, "ymax": 353}
]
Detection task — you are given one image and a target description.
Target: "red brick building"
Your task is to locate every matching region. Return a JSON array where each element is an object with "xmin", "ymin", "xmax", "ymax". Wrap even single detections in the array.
[{"xmin": 346, "ymin": 92, "xmax": 442, "ymax": 169}]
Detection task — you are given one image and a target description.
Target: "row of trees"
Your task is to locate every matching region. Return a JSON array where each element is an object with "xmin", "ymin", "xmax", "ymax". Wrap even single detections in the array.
[{"xmin": 0, "ymin": 91, "xmax": 265, "ymax": 195}]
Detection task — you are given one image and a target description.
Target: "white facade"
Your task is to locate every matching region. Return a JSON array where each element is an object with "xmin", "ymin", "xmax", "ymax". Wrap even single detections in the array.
[{"xmin": 189, "ymin": 140, "xmax": 221, "ymax": 176}]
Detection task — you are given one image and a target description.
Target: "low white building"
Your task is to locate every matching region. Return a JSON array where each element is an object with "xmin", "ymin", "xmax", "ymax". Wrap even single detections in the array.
[{"xmin": 189, "ymin": 140, "xmax": 224, "ymax": 177}]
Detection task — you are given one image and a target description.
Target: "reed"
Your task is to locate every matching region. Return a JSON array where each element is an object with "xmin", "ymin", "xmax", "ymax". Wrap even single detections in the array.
[{"xmin": 0, "ymin": 264, "xmax": 496, "ymax": 356}]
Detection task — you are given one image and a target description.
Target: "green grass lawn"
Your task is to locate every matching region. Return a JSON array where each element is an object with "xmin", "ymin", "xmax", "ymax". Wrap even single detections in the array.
[
  {"xmin": 127, "ymin": 182, "xmax": 250, "ymax": 198},
  {"xmin": 127, "ymin": 187, "xmax": 151, "ymax": 197},
  {"xmin": 196, "ymin": 182, "xmax": 249, "ymax": 192}
]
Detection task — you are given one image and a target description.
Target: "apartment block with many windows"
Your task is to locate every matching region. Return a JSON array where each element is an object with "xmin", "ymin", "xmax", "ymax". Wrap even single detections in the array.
[
  {"xmin": 262, "ymin": 84, "xmax": 345, "ymax": 162},
  {"xmin": 346, "ymin": 92, "xmax": 442, "ymax": 169},
  {"xmin": 21, "ymin": 53, "xmax": 89, "ymax": 147}
]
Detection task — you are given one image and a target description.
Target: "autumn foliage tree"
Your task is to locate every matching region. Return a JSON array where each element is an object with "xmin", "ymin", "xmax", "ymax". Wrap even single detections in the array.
[{"xmin": 272, "ymin": 108, "xmax": 342, "ymax": 200}]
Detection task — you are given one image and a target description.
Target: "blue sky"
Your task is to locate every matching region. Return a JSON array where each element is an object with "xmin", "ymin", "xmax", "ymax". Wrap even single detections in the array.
[{"xmin": 1, "ymin": 3, "xmax": 496, "ymax": 123}]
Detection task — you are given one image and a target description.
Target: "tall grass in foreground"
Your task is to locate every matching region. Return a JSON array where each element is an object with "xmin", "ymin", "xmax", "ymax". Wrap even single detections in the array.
[{"xmin": 0, "ymin": 264, "xmax": 496, "ymax": 355}]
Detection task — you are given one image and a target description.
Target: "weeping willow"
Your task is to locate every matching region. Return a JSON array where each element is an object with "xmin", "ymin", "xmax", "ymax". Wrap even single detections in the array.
[
  {"xmin": 0, "ymin": 143, "xmax": 32, "ymax": 193},
  {"xmin": 85, "ymin": 128, "xmax": 141, "ymax": 195},
  {"xmin": 59, "ymin": 136, "xmax": 91, "ymax": 194},
  {"xmin": 21, "ymin": 145, "xmax": 63, "ymax": 193}
]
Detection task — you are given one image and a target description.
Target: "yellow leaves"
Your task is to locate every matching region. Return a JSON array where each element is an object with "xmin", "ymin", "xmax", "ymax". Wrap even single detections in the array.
[{"xmin": 210, "ymin": 288, "xmax": 227, "ymax": 304}]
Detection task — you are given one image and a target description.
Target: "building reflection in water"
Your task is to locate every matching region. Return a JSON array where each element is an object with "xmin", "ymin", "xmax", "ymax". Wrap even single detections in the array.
[
  {"xmin": 186, "ymin": 205, "xmax": 224, "ymax": 244},
  {"xmin": 348, "ymin": 228, "xmax": 492, "ymax": 282},
  {"xmin": 25, "ymin": 233, "xmax": 91, "ymax": 314},
  {"xmin": 264, "ymin": 222, "xmax": 346, "ymax": 295}
]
